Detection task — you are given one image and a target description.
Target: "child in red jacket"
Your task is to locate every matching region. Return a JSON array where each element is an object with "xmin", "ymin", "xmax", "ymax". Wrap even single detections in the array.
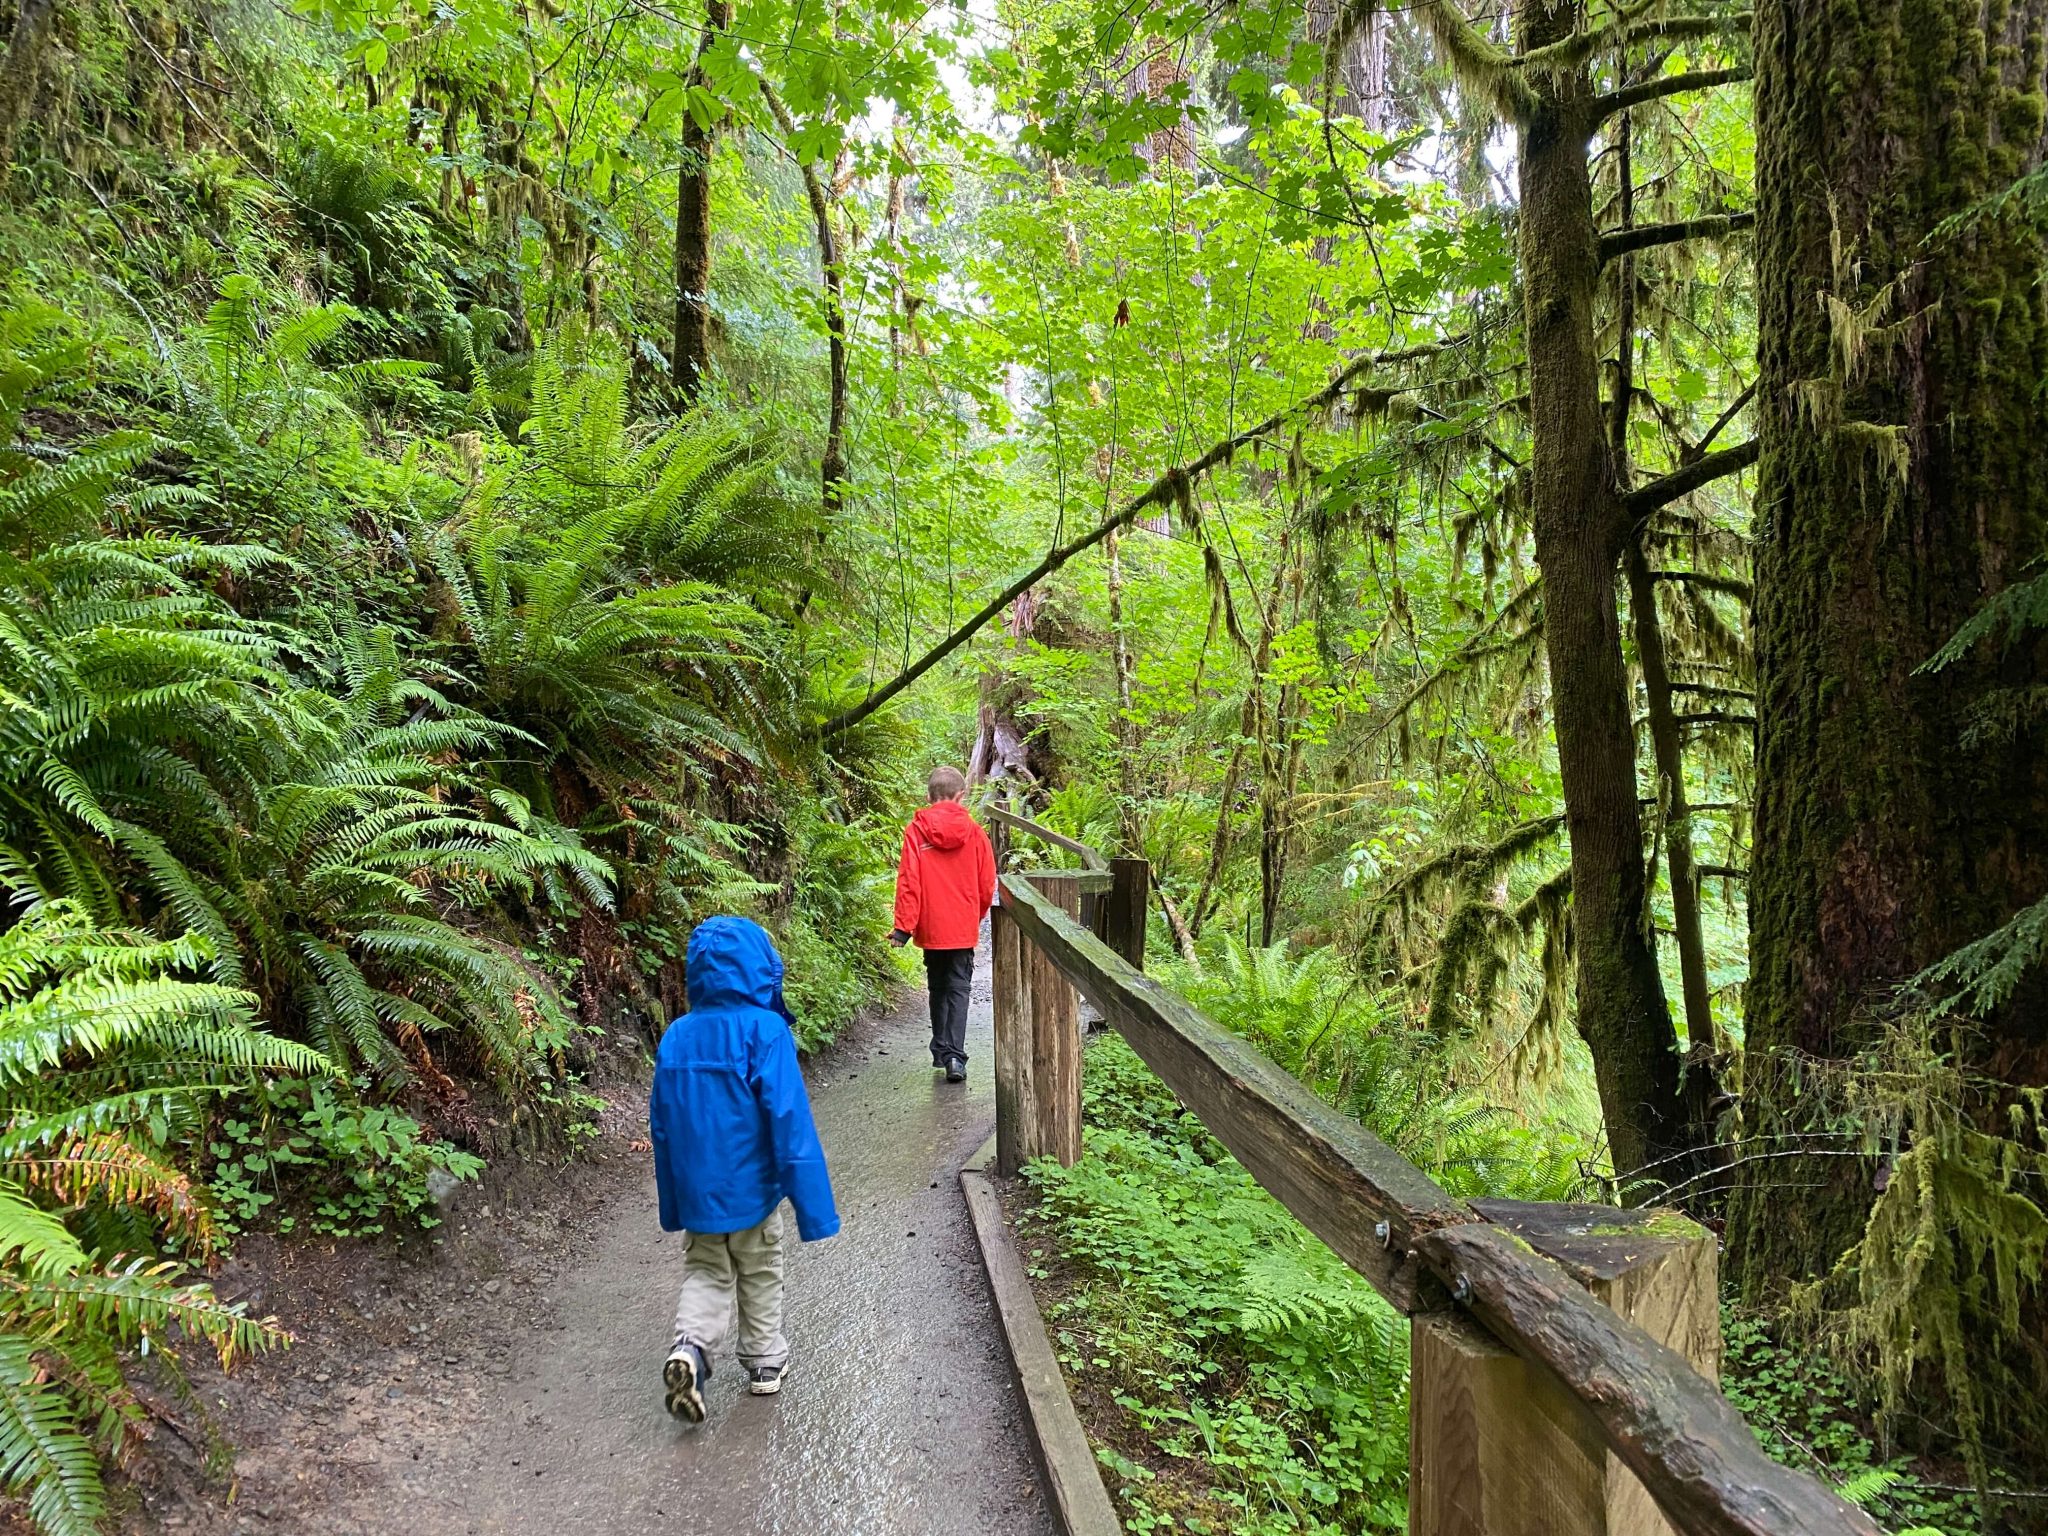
[{"xmin": 891, "ymin": 766, "xmax": 996, "ymax": 1082}]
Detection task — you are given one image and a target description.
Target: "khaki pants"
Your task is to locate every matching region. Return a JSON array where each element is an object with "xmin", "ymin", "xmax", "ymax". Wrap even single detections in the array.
[{"xmin": 672, "ymin": 1207, "xmax": 788, "ymax": 1370}]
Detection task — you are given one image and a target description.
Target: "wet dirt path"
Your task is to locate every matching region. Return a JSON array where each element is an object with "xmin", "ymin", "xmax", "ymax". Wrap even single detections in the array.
[
  {"xmin": 444, "ymin": 949, "xmax": 1050, "ymax": 1536},
  {"xmin": 144, "ymin": 946, "xmax": 1055, "ymax": 1536}
]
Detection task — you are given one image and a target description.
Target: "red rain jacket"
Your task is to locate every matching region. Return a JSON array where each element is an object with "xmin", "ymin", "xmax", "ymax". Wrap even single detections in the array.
[{"xmin": 892, "ymin": 801, "xmax": 996, "ymax": 951}]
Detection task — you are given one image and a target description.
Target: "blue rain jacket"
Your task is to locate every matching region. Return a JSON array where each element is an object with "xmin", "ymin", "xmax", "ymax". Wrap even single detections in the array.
[{"xmin": 650, "ymin": 918, "xmax": 841, "ymax": 1241}]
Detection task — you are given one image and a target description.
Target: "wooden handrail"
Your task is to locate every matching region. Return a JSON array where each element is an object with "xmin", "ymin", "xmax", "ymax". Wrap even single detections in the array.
[
  {"xmin": 997, "ymin": 872, "xmax": 1879, "ymax": 1536},
  {"xmin": 1000, "ymin": 870, "xmax": 1463, "ymax": 1300},
  {"xmin": 983, "ymin": 804, "xmax": 1110, "ymax": 872}
]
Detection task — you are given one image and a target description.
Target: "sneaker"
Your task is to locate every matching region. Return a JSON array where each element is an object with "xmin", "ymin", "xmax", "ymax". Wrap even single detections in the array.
[
  {"xmin": 746, "ymin": 1362, "xmax": 787, "ymax": 1396},
  {"xmin": 663, "ymin": 1342, "xmax": 708, "ymax": 1422},
  {"xmin": 945, "ymin": 1061, "xmax": 966, "ymax": 1083}
]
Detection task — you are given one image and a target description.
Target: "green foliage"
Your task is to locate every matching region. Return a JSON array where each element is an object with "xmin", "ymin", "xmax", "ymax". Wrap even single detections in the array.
[
  {"xmin": 1025, "ymin": 1035, "xmax": 1409, "ymax": 1535},
  {"xmin": 774, "ymin": 802, "xmax": 902, "ymax": 1048},
  {"xmin": 0, "ymin": 902, "xmax": 318, "ymax": 1536},
  {"xmin": 1173, "ymin": 938, "xmax": 1595, "ymax": 1200},
  {"xmin": 0, "ymin": 526, "xmax": 602, "ymax": 1083},
  {"xmin": 207, "ymin": 1076, "xmax": 484, "ymax": 1239},
  {"xmin": 1916, "ymin": 563, "xmax": 2048, "ymax": 1021},
  {"xmin": 10, "ymin": 0, "xmax": 2018, "ymax": 1516},
  {"xmin": 427, "ymin": 414, "xmax": 781, "ymax": 793},
  {"xmin": 1023, "ymin": 961, "xmax": 1594, "ymax": 1535},
  {"xmin": 1722, "ymin": 1308, "xmax": 1979, "ymax": 1536}
]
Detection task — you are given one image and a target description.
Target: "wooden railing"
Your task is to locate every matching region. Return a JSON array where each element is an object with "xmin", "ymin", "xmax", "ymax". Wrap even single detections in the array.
[{"xmin": 984, "ymin": 808, "xmax": 1877, "ymax": 1536}]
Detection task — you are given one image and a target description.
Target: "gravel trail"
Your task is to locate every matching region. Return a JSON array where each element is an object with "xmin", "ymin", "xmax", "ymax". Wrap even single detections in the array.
[{"xmin": 117, "ymin": 948, "xmax": 1052, "ymax": 1536}]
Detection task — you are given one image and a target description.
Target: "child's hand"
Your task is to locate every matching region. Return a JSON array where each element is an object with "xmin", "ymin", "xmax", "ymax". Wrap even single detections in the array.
[
  {"xmin": 629, "ymin": 1138, "xmax": 652, "ymax": 1153},
  {"xmin": 890, "ymin": 928, "xmax": 911, "ymax": 947}
]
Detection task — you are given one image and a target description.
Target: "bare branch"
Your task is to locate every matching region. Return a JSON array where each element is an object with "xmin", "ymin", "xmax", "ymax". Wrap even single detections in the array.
[
  {"xmin": 1622, "ymin": 439, "xmax": 1758, "ymax": 520},
  {"xmin": 1692, "ymin": 378, "xmax": 1758, "ymax": 458},
  {"xmin": 1591, "ymin": 66, "xmax": 1750, "ymax": 123},
  {"xmin": 1600, "ymin": 212, "xmax": 1753, "ymax": 266}
]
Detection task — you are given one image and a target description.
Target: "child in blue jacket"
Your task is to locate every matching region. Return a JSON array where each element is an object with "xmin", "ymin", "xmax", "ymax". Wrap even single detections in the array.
[{"xmin": 651, "ymin": 917, "xmax": 840, "ymax": 1421}]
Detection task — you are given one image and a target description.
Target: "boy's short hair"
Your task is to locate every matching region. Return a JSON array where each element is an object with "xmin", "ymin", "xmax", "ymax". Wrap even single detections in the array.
[{"xmin": 927, "ymin": 765, "xmax": 967, "ymax": 801}]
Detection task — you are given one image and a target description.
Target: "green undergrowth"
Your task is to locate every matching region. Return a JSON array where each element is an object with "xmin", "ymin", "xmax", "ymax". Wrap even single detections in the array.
[
  {"xmin": 1721, "ymin": 1308, "xmax": 1985, "ymax": 1536},
  {"xmin": 1014, "ymin": 940, "xmax": 1609, "ymax": 1534},
  {"xmin": 1022, "ymin": 1034, "xmax": 1410, "ymax": 1535},
  {"xmin": 206, "ymin": 1076, "xmax": 486, "ymax": 1240},
  {"xmin": 1017, "ymin": 943, "xmax": 2010, "ymax": 1536}
]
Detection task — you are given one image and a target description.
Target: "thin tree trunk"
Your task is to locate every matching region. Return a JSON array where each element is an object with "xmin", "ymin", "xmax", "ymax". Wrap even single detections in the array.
[
  {"xmin": 1189, "ymin": 733, "xmax": 1244, "ymax": 937},
  {"xmin": 1609, "ymin": 108, "xmax": 1717, "ymax": 1058},
  {"xmin": 1627, "ymin": 545, "xmax": 1716, "ymax": 1049},
  {"xmin": 439, "ymin": 100, "xmax": 460, "ymax": 218},
  {"xmin": 1105, "ymin": 526, "xmax": 1143, "ymax": 852},
  {"xmin": 0, "ymin": 0, "xmax": 55, "ymax": 172},
  {"xmin": 671, "ymin": 0, "xmax": 731, "ymax": 398},
  {"xmin": 1191, "ymin": 531, "xmax": 1293, "ymax": 937},
  {"xmin": 478, "ymin": 96, "xmax": 532, "ymax": 351},
  {"xmin": 1158, "ymin": 883, "xmax": 1199, "ymax": 966},
  {"xmin": 758, "ymin": 76, "xmax": 847, "ymax": 514},
  {"xmin": 884, "ymin": 123, "xmax": 907, "ymax": 388},
  {"xmin": 1734, "ymin": 0, "xmax": 2048, "ymax": 1291},
  {"xmin": 1516, "ymin": 0, "xmax": 1691, "ymax": 1188},
  {"xmin": 1258, "ymin": 681, "xmax": 1304, "ymax": 947}
]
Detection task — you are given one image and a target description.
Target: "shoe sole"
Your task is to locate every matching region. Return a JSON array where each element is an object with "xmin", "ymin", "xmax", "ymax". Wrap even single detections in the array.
[
  {"xmin": 663, "ymin": 1352, "xmax": 706, "ymax": 1422},
  {"xmin": 747, "ymin": 1365, "xmax": 788, "ymax": 1397},
  {"xmin": 945, "ymin": 1068, "xmax": 966, "ymax": 1083}
]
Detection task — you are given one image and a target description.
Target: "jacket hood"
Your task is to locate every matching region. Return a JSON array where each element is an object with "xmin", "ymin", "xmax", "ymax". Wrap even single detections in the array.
[
  {"xmin": 911, "ymin": 799, "xmax": 978, "ymax": 851},
  {"xmin": 686, "ymin": 916, "xmax": 785, "ymax": 1011}
]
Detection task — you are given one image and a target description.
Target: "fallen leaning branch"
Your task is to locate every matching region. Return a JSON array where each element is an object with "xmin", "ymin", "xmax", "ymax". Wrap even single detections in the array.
[{"xmin": 817, "ymin": 337, "xmax": 1462, "ymax": 739}]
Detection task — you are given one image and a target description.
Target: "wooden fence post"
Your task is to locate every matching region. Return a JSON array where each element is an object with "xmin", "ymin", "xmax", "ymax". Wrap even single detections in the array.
[
  {"xmin": 994, "ymin": 873, "xmax": 1085, "ymax": 1174},
  {"xmin": 1408, "ymin": 1202, "xmax": 1721, "ymax": 1536},
  {"xmin": 992, "ymin": 900, "xmax": 1034, "ymax": 1177},
  {"xmin": 1104, "ymin": 857, "xmax": 1149, "ymax": 969},
  {"xmin": 1026, "ymin": 871, "xmax": 1084, "ymax": 1168},
  {"xmin": 993, "ymin": 871, "xmax": 1085, "ymax": 1176}
]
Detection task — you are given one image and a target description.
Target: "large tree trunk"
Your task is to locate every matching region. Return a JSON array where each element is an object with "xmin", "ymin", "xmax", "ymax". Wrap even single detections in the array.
[
  {"xmin": 1732, "ymin": 0, "xmax": 2048, "ymax": 1289},
  {"xmin": 671, "ymin": 0, "xmax": 732, "ymax": 399},
  {"xmin": 1516, "ymin": 0, "xmax": 1694, "ymax": 1188}
]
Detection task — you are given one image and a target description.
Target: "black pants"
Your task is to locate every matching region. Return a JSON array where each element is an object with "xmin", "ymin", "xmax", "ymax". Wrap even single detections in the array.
[{"xmin": 924, "ymin": 948, "xmax": 974, "ymax": 1068}]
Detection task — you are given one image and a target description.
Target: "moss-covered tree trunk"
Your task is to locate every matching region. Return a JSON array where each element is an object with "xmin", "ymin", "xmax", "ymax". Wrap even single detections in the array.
[
  {"xmin": 672, "ymin": 0, "xmax": 732, "ymax": 399},
  {"xmin": 0, "ymin": 0, "xmax": 55, "ymax": 172},
  {"xmin": 1516, "ymin": 0, "xmax": 1694, "ymax": 1186},
  {"xmin": 1732, "ymin": 0, "xmax": 2048, "ymax": 1289}
]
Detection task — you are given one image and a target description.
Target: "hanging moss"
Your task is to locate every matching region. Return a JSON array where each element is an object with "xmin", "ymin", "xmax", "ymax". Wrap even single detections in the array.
[{"xmin": 1784, "ymin": 1018, "xmax": 2048, "ymax": 1518}]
